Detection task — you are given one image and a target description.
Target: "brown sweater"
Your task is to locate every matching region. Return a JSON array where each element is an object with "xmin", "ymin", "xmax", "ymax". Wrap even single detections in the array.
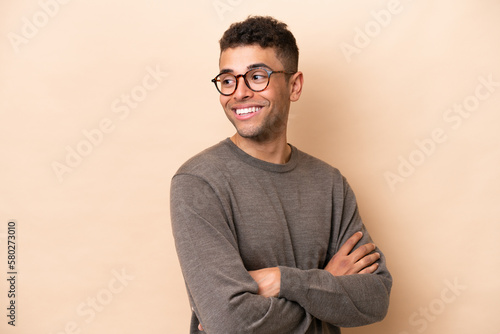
[{"xmin": 171, "ymin": 138, "xmax": 392, "ymax": 334}]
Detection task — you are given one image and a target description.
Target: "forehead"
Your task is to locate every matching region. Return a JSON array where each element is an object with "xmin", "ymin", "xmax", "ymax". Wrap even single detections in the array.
[{"xmin": 219, "ymin": 45, "xmax": 281, "ymax": 71}]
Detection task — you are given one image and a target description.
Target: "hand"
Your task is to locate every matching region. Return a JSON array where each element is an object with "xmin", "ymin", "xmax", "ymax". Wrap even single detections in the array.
[
  {"xmin": 324, "ymin": 231, "xmax": 380, "ymax": 276},
  {"xmin": 248, "ymin": 267, "xmax": 281, "ymax": 298}
]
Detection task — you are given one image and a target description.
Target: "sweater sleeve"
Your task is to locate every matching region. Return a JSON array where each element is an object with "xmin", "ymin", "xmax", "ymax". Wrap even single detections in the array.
[
  {"xmin": 171, "ymin": 174, "xmax": 312, "ymax": 334},
  {"xmin": 278, "ymin": 177, "xmax": 392, "ymax": 327}
]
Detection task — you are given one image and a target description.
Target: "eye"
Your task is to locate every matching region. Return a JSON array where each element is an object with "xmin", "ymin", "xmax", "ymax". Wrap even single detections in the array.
[
  {"xmin": 218, "ymin": 74, "xmax": 235, "ymax": 87},
  {"xmin": 249, "ymin": 69, "xmax": 269, "ymax": 84}
]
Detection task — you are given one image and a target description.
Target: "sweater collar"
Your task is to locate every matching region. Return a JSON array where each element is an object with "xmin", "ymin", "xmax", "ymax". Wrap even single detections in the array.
[{"xmin": 223, "ymin": 138, "xmax": 298, "ymax": 173}]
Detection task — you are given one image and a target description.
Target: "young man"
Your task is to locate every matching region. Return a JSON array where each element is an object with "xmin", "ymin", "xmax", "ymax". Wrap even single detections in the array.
[{"xmin": 171, "ymin": 16, "xmax": 392, "ymax": 333}]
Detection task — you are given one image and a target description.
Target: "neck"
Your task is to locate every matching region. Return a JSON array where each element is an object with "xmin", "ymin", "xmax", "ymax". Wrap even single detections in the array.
[{"xmin": 230, "ymin": 133, "xmax": 291, "ymax": 164}]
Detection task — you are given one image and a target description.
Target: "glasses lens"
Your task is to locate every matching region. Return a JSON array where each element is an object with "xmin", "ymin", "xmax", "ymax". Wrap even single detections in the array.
[
  {"xmin": 246, "ymin": 69, "xmax": 270, "ymax": 91},
  {"xmin": 214, "ymin": 68, "xmax": 271, "ymax": 95},
  {"xmin": 216, "ymin": 73, "xmax": 236, "ymax": 95}
]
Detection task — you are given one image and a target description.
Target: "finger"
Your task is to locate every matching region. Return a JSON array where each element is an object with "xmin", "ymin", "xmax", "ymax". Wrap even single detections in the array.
[
  {"xmin": 248, "ymin": 270, "xmax": 259, "ymax": 281},
  {"xmin": 356, "ymin": 252, "xmax": 380, "ymax": 268},
  {"xmin": 350, "ymin": 252, "xmax": 380, "ymax": 275},
  {"xmin": 350, "ymin": 243, "xmax": 376, "ymax": 263},
  {"xmin": 198, "ymin": 323, "xmax": 204, "ymax": 331},
  {"xmin": 358, "ymin": 262, "xmax": 379, "ymax": 275},
  {"xmin": 337, "ymin": 231, "xmax": 363, "ymax": 256},
  {"xmin": 249, "ymin": 268, "xmax": 270, "ymax": 283},
  {"xmin": 341, "ymin": 251, "xmax": 379, "ymax": 275}
]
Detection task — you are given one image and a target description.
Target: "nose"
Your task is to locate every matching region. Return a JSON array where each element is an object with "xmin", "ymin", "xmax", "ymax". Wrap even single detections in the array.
[{"xmin": 232, "ymin": 75, "xmax": 253, "ymax": 100}]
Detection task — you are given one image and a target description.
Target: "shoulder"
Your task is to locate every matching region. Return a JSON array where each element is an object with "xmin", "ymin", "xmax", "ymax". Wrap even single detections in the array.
[
  {"xmin": 294, "ymin": 147, "xmax": 344, "ymax": 181},
  {"xmin": 173, "ymin": 139, "xmax": 234, "ymax": 181},
  {"xmin": 294, "ymin": 149, "xmax": 360, "ymax": 208}
]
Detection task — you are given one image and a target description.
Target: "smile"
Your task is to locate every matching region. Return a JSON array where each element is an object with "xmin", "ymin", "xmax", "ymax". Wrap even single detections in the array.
[{"xmin": 234, "ymin": 106, "xmax": 263, "ymax": 115}]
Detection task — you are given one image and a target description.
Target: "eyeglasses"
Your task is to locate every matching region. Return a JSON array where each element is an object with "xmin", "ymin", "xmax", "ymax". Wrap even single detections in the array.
[{"xmin": 211, "ymin": 68, "xmax": 296, "ymax": 96}]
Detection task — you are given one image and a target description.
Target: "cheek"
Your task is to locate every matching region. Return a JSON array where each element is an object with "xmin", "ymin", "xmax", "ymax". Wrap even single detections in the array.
[
  {"xmin": 220, "ymin": 95, "xmax": 229, "ymax": 107},
  {"xmin": 262, "ymin": 84, "xmax": 288, "ymax": 103}
]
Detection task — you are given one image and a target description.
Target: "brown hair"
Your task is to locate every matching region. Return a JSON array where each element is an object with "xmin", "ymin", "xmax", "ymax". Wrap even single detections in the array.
[{"xmin": 219, "ymin": 16, "xmax": 299, "ymax": 72}]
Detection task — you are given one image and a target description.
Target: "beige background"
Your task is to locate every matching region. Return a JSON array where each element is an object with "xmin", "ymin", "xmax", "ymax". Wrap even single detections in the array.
[{"xmin": 1, "ymin": 0, "xmax": 499, "ymax": 333}]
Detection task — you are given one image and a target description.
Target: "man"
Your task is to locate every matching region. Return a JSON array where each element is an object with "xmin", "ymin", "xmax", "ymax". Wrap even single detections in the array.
[{"xmin": 171, "ymin": 16, "xmax": 392, "ymax": 333}]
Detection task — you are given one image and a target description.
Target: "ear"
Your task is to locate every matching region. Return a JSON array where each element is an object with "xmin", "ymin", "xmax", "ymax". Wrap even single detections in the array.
[{"xmin": 289, "ymin": 71, "xmax": 304, "ymax": 102}]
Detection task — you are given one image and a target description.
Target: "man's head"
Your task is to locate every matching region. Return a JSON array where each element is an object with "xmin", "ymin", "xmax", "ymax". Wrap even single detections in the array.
[
  {"xmin": 215, "ymin": 16, "xmax": 303, "ymax": 144},
  {"xmin": 219, "ymin": 16, "xmax": 299, "ymax": 73}
]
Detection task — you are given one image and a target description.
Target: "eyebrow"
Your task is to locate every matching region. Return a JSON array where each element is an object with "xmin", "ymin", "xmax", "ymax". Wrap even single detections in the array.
[
  {"xmin": 248, "ymin": 63, "xmax": 271, "ymax": 70},
  {"xmin": 219, "ymin": 63, "xmax": 272, "ymax": 74}
]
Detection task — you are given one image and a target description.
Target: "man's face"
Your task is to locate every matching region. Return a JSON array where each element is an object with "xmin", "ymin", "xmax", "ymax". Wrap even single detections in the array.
[{"xmin": 218, "ymin": 45, "xmax": 295, "ymax": 142}]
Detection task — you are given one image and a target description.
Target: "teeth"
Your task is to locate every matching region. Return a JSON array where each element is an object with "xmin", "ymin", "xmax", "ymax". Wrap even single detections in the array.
[{"xmin": 235, "ymin": 107, "xmax": 260, "ymax": 115}]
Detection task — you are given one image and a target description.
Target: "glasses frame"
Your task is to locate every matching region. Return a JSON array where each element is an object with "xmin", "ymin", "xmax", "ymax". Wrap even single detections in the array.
[{"xmin": 211, "ymin": 67, "xmax": 296, "ymax": 96}]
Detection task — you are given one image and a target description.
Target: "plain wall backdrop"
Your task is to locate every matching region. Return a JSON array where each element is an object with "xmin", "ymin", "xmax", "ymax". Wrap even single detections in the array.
[{"xmin": 1, "ymin": 0, "xmax": 499, "ymax": 333}]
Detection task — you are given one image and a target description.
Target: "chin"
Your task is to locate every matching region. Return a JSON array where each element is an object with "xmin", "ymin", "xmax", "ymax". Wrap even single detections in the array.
[{"xmin": 237, "ymin": 128, "xmax": 271, "ymax": 142}]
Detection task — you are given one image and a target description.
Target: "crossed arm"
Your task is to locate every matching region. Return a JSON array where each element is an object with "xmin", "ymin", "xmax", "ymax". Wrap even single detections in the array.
[
  {"xmin": 172, "ymin": 173, "xmax": 391, "ymax": 333},
  {"xmin": 249, "ymin": 231, "xmax": 380, "ymax": 298},
  {"xmin": 198, "ymin": 231, "xmax": 381, "ymax": 331}
]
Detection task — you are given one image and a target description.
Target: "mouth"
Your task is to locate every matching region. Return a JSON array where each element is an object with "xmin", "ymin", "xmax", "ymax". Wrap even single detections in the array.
[{"xmin": 233, "ymin": 106, "xmax": 263, "ymax": 116}]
